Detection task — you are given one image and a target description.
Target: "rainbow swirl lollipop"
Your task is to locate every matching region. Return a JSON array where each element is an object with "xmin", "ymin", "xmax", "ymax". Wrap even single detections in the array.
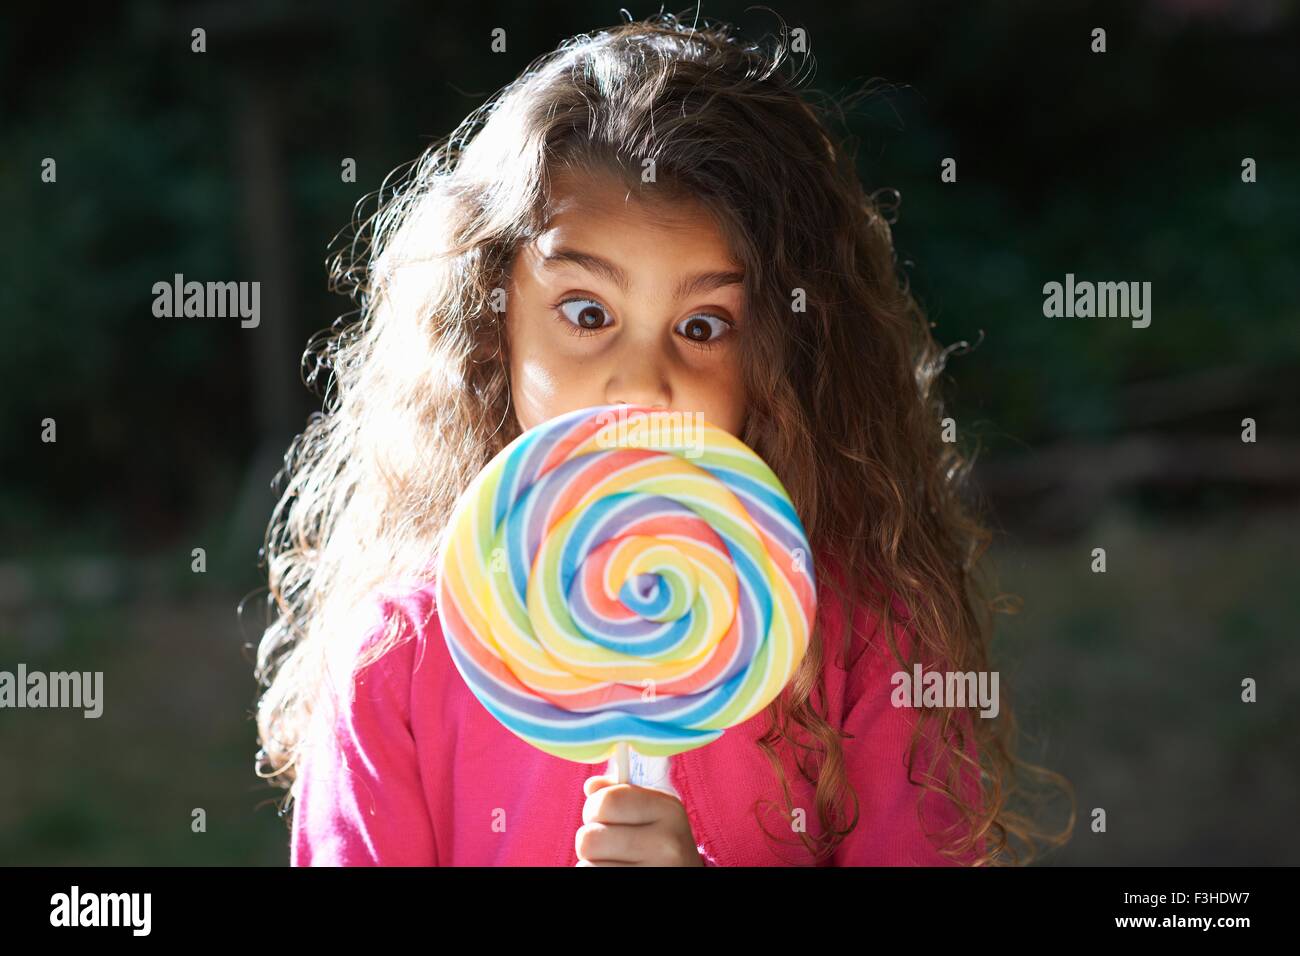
[{"xmin": 435, "ymin": 404, "xmax": 816, "ymax": 765}]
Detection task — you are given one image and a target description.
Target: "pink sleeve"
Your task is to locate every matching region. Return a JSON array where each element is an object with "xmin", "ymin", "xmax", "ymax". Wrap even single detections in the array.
[
  {"xmin": 831, "ymin": 603, "xmax": 983, "ymax": 867},
  {"xmin": 290, "ymin": 600, "xmax": 438, "ymax": 866}
]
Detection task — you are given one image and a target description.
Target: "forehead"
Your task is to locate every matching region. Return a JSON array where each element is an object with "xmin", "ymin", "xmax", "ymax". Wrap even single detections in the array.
[{"xmin": 537, "ymin": 167, "xmax": 739, "ymax": 265}]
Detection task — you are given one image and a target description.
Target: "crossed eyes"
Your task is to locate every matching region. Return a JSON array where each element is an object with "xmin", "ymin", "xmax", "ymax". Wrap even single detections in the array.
[{"xmin": 556, "ymin": 296, "xmax": 734, "ymax": 347}]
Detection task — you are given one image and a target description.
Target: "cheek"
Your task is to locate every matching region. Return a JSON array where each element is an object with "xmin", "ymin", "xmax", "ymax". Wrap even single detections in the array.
[
  {"xmin": 712, "ymin": 391, "xmax": 748, "ymax": 438},
  {"xmin": 687, "ymin": 353, "xmax": 747, "ymax": 436},
  {"xmin": 506, "ymin": 318, "xmax": 578, "ymax": 429},
  {"xmin": 515, "ymin": 356, "xmax": 560, "ymax": 401}
]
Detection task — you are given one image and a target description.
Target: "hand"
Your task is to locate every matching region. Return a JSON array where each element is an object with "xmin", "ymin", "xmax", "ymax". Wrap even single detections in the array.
[{"xmin": 574, "ymin": 774, "xmax": 705, "ymax": 866}]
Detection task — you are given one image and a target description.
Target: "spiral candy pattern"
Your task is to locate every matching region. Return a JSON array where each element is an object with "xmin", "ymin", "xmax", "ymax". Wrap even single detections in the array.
[{"xmin": 435, "ymin": 404, "xmax": 817, "ymax": 763}]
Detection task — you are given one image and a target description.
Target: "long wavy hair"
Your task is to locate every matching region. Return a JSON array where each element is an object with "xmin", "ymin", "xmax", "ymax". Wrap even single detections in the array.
[{"xmin": 251, "ymin": 10, "xmax": 1074, "ymax": 865}]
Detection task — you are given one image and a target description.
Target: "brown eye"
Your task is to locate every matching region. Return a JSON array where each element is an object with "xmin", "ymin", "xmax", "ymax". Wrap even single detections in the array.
[
  {"xmin": 557, "ymin": 298, "xmax": 612, "ymax": 332},
  {"xmin": 676, "ymin": 314, "xmax": 730, "ymax": 345}
]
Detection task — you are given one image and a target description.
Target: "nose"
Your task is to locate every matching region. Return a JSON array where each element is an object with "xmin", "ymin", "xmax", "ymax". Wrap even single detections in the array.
[{"xmin": 605, "ymin": 339, "xmax": 672, "ymax": 410}]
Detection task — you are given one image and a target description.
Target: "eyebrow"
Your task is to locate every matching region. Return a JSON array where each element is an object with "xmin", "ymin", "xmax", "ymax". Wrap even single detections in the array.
[{"xmin": 541, "ymin": 246, "xmax": 744, "ymax": 300}]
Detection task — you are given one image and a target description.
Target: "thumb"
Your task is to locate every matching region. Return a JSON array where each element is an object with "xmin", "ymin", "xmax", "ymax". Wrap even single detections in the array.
[
  {"xmin": 584, "ymin": 774, "xmax": 618, "ymax": 796},
  {"xmin": 586, "ymin": 751, "xmax": 628, "ymax": 795}
]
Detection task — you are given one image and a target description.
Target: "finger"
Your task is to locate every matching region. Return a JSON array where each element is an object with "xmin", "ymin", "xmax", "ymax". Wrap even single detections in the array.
[
  {"xmin": 583, "ymin": 774, "xmax": 616, "ymax": 797},
  {"xmin": 577, "ymin": 820, "xmax": 688, "ymax": 865},
  {"xmin": 575, "ymin": 821, "xmax": 641, "ymax": 865},
  {"xmin": 582, "ymin": 783, "xmax": 670, "ymax": 826},
  {"xmin": 577, "ymin": 859, "xmax": 640, "ymax": 867}
]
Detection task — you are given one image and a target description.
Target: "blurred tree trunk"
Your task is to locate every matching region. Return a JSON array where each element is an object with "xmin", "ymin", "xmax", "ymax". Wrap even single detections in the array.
[{"xmin": 224, "ymin": 72, "xmax": 302, "ymax": 566}]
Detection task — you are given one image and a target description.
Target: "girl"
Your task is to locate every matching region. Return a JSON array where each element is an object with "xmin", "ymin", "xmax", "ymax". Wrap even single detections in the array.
[{"xmin": 253, "ymin": 12, "xmax": 1073, "ymax": 866}]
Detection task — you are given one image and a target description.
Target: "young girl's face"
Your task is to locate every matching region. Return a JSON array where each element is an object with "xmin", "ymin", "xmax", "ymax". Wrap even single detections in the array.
[{"xmin": 504, "ymin": 169, "xmax": 748, "ymax": 437}]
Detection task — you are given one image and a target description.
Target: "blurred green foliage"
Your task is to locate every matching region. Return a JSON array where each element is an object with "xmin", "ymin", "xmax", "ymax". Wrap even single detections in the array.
[{"xmin": 3, "ymin": 1, "xmax": 1297, "ymax": 556}]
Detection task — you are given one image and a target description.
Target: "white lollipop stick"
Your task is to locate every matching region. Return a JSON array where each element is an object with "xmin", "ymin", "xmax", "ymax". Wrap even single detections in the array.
[{"xmin": 612, "ymin": 740, "xmax": 631, "ymax": 785}]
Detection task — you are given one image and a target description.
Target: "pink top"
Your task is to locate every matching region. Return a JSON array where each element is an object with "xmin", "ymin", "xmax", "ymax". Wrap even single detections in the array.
[{"xmin": 290, "ymin": 561, "xmax": 984, "ymax": 866}]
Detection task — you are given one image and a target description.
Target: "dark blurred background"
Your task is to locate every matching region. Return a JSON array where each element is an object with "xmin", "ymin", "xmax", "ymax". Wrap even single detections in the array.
[{"xmin": 2, "ymin": 0, "xmax": 1297, "ymax": 864}]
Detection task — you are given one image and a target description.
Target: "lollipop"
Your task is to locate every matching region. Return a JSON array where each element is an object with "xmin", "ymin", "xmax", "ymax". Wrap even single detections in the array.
[{"xmin": 435, "ymin": 403, "xmax": 816, "ymax": 777}]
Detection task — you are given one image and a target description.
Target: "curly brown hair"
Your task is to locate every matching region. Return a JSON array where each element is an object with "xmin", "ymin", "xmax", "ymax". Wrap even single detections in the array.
[{"xmin": 251, "ymin": 9, "xmax": 1075, "ymax": 865}]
